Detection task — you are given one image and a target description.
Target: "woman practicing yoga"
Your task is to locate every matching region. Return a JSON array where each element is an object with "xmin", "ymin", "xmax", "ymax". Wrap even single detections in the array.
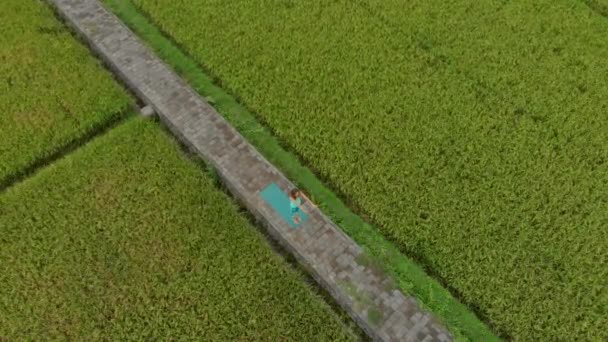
[{"xmin": 289, "ymin": 188, "xmax": 315, "ymax": 225}]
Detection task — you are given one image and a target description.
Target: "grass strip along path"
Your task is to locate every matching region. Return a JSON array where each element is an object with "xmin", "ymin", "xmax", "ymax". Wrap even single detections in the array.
[
  {"xmin": 0, "ymin": 118, "xmax": 358, "ymax": 340},
  {"xmin": 0, "ymin": 0, "xmax": 131, "ymax": 188},
  {"xmin": 108, "ymin": 0, "xmax": 607, "ymax": 340},
  {"xmin": 102, "ymin": 1, "xmax": 497, "ymax": 341}
]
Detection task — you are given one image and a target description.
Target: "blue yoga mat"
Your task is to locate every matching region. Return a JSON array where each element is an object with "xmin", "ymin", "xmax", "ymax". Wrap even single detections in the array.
[{"xmin": 259, "ymin": 182, "xmax": 308, "ymax": 228}]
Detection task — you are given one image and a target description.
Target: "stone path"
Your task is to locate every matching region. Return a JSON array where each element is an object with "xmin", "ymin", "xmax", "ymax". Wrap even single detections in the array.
[{"xmin": 48, "ymin": 1, "xmax": 453, "ymax": 341}]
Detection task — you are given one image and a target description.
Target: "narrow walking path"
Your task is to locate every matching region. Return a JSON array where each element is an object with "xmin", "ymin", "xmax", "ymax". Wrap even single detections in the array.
[{"xmin": 48, "ymin": 1, "xmax": 452, "ymax": 340}]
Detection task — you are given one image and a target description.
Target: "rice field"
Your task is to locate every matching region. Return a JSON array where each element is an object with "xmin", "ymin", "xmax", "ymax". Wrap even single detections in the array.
[
  {"xmin": 0, "ymin": 118, "xmax": 356, "ymax": 340},
  {"xmin": 0, "ymin": 0, "xmax": 131, "ymax": 187},
  {"xmin": 125, "ymin": 0, "xmax": 608, "ymax": 340},
  {"xmin": 583, "ymin": 0, "xmax": 608, "ymax": 16}
]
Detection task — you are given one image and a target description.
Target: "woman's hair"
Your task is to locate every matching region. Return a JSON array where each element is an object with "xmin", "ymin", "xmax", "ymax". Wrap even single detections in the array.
[{"xmin": 290, "ymin": 188, "xmax": 300, "ymax": 198}]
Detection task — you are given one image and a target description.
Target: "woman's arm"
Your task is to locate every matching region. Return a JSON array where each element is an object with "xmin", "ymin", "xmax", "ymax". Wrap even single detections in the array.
[{"xmin": 301, "ymin": 192, "xmax": 316, "ymax": 207}]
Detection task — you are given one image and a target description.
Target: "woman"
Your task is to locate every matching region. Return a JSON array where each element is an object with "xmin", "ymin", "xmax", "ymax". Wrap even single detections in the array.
[{"xmin": 289, "ymin": 188, "xmax": 315, "ymax": 225}]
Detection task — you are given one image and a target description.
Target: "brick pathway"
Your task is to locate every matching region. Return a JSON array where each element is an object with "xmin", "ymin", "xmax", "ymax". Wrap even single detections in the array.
[{"xmin": 48, "ymin": 1, "xmax": 453, "ymax": 340}]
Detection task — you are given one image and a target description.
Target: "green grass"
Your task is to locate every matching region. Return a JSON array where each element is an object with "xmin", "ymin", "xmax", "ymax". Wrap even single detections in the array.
[
  {"xmin": 0, "ymin": 0, "xmax": 131, "ymax": 187},
  {"xmin": 0, "ymin": 117, "xmax": 357, "ymax": 340},
  {"xmin": 105, "ymin": 0, "xmax": 608, "ymax": 340},
  {"xmin": 102, "ymin": 1, "xmax": 497, "ymax": 341},
  {"xmin": 582, "ymin": 0, "xmax": 608, "ymax": 16}
]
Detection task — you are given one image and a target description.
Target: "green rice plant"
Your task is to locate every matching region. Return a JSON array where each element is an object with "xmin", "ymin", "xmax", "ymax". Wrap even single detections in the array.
[
  {"xmin": 355, "ymin": 0, "xmax": 608, "ymax": 130},
  {"xmin": 0, "ymin": 0, "xmax": 131, "ymax": 187},
  {"xmin": 0, "ymin": 118, "xmax": 356, "ymax": 341},
  {"xmin": 109, "ymin": 0, "xmax": 608, "ymax": 340},
  {"xmin": 581, "ymin": 0, "xmax": 608, "ymax": 16}
]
